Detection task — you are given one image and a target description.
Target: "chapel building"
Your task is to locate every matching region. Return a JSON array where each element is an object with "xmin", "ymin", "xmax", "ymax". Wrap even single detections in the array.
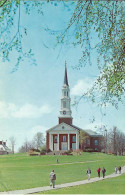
[{"xmin": 46, "ymin": 62, "xmax": 103, "ymax": 152}]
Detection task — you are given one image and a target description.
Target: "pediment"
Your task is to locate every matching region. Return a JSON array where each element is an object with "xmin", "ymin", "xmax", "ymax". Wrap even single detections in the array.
[{"xmin": 46, "ymin": 122, "xmax": 79, "ymax": 133}]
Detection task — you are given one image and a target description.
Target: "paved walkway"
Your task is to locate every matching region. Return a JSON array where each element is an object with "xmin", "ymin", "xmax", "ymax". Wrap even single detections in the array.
[{"xmin": 1, "ymin": 166, "xmax": 125, "ymax": 194}]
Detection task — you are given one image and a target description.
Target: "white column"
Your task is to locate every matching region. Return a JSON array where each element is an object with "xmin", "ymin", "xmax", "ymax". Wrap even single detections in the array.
[
  {"xmin": 50, "ymin": 134, "xmax": 53, "ymax": 151},
  {"xmin": 49, "ymin": 133, "xmax": 50, "ymax": 150},
  {"xmin": 57, "ymin": 134, "xmax": 59, "ymax": 151},
  {"xmin": 68, "ymin": 134, "xmax": 70, "ymax": 150},
  {"xmin": 76, "ymin": 132, "xmax": 79, "ymax": 150}
]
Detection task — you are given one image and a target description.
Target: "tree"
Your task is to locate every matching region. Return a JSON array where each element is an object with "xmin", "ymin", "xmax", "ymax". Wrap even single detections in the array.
[
  {"xmin": 108, "ymin": 126, "xmax": 125, "ymax": 155},
  {"xmin": 0, "ymin": 0, "xmax": 124, "ymax": 106},
  {"xmin": 79, "ymin": 131, "xmax": 89, "ymax": 150},
  {"xmin": 0, "ymin": 0, "xmax": 42, "ymax": 72},
  {"xmin": 18, "ymin": 139, "xmax": 33, "ymax": 153},
  {"xmin": 57, "ymin": 0, "xmax": 125, "ymax": 108},
  {"xmin": 97, "ymin": 125, "xmax": 108, "ymax": 153},
  {"xmin": 33, "ymin": 132, "xmax": 45, "ymax": 150},
  {"xmin": 9, "ymin": 136, "xmax": 16, "ymax": 153}
]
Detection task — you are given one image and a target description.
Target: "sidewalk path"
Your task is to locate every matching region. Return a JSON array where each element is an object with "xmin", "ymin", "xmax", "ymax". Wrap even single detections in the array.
[{"xmin": 1, "ymin": 166, "xmax": 125, "ymax": 194}]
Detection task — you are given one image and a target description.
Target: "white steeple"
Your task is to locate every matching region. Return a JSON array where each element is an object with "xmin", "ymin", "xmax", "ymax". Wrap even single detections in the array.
[{"xmin": 59, "ymin": 62, "xmax": 72, "ymax": 119}]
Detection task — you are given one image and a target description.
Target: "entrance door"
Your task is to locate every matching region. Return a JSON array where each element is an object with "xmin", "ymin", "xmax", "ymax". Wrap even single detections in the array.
[
  {"xmin": 61, "ymin": 142, "xmax": 68, "ymax": 150},
  {"xmin": 54, "ymin": 143, "xmax": 58, "ymax": 151}
]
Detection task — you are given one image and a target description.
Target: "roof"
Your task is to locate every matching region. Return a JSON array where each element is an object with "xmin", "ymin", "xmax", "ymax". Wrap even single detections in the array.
[
  {"xmin": 46, "ymin": 123, "xmax": 103, "ymax": 137},
  {"xmin": 71, "ymin": 124, "xmax": 103, "ymax": 137},
  {"xmin": 63, "ymin": 61, "xmax": 69, "ymax": 86}
]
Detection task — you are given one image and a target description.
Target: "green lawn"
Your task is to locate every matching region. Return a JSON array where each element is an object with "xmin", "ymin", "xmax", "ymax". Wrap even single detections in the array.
[
  {"xmin": 41, "ymin": 174, "xmax": 125, "ymax": 194},
  {"xmin": 0, "ymin": 152, "xmax": 125, "ymax": 192}
]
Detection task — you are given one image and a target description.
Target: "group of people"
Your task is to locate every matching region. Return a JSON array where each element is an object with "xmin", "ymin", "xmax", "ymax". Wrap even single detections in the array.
[
  {"xmin": 86, "ymin": 165, "xmax": 122, "ymax": 181},
  {"xmin": 50, "ymin": 165, "xmax": 122, "ymax": 188},
  {"xmin": 115, "ymin": 166, "xmax": 121, "ymax": 174},
  {"xmin": 86, "ymin": 167, "xmax": 106, "ymax": 180},
  {"xmin": 97, "ymin": 167, "xmax": 106, "ymax": 178}
]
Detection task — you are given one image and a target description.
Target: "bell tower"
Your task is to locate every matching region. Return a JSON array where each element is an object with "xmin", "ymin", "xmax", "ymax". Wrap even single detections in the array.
[{"xmin": 58, "ymin": 62, "xmax": 73, "ymax": 125}]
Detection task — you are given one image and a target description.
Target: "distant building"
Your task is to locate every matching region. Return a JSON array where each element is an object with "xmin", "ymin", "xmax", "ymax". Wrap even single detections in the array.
[
  {"xmin": 46, "ymin": 62, "xmax": 103, "ymax": 152},
  {"xmin": 0, "ymin": 141, "xmax": 11, "ymax": 155}
]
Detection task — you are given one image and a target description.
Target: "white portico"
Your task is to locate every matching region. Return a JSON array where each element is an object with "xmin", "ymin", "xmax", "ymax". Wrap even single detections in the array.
[{"xmin": 47, "ymin": 122, "xmax": 79, "ymax": 151}]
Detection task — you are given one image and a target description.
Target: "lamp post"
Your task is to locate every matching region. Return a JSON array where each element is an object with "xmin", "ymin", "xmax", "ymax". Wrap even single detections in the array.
[{"xmin": 104, "ymin": 128, "xmax": 107, "ymax": 153}]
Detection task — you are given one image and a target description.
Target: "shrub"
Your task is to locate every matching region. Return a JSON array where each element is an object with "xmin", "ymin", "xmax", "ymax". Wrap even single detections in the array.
[
  {"xmin": 46, "ymin": 148, "xmax": 52, "ymax": 153},
  {"xmin": 84, "ymin": 148, "xmax": 94, "ymax": 152}
]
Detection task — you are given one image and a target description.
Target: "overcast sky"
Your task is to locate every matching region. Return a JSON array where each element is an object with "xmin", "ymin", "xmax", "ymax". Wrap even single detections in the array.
[{"xmin": 0, "ymin": 1, "xmax": 125, "ymax": 151}]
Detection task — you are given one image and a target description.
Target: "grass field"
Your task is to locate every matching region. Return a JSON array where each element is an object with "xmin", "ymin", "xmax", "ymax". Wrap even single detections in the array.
[
  {"xmin": 0, "ymin": 152, "xmax": 125, "ymax": 192},
  {"xmin": 41, "ymin": 174, "xmax": 125, "ymax": 194}
]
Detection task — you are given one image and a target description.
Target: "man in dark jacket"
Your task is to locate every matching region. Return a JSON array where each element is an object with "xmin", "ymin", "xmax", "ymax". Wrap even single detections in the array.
[
  {"xmin": 118, "ymin": 166, "xmax": 121, "ymax": 174},
  {"xmin": 102, "ymin": 167, "xmax": 106, "ymax": 178},
  {"xmin": 86, "ymin": 168, "xmax": 91, "ymax": 180}
]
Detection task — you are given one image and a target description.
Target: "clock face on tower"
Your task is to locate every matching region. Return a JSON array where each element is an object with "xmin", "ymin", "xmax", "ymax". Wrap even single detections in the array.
[{"xmin": 63, "ymin": 111, "xmax": 66, "ymax": 115}]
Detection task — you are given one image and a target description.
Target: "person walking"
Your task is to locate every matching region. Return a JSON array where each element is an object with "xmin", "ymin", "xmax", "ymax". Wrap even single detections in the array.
[
  {"xmin": 86, "ymin": 168, "xmax": 91, "ymax": 180},
  {"xmin": 97, "ymin": 167, "xmax": 101, "ymax": 178},
  {"xmin": 115, "ymin": 166, "xmax": 118, "ymax": 174},
  {"xmin": 49, "ymin": 170, "xmax": 56, "ymax": 188},
  {"xmin": 118, "ymin": 166, "xmax": 121, "ymax": 174},
  {"xmin": 102, "ymin": 167, "xmax": 106, "ymax": 178}
]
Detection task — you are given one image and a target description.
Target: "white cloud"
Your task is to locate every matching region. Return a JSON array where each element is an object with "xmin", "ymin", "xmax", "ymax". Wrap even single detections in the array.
[
  {"xmin": 71, "ymin": 78, "xmax": 94, "ymax": 96},
  {"xmin": 0, "ymin": 101, "xmax": 52, "ymax": 119}
]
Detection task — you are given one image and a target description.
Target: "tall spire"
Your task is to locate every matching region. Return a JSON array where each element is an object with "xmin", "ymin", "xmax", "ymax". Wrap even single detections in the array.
[
  {"xmin": 59, "ymin": 62, "xmax": 73, "ymax": 125},
  {"xmin": 64, "ymin": 61, "xmax": 69, "ymax": 86}
]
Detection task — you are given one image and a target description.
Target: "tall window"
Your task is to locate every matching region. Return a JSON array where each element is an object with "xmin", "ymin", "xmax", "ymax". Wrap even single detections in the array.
[
  {"xmin": 63, "ymin": 136, "xmax": 66, "ymax": 142},
  {"xmin": 54, "ymin": 136, "xmax": 57, "ymax": 143},
  {"xmin": 63, "ymin": 101, "xmax": 66, "ymax": 108},
  {"xmin": 64, "ymin": 91, "xmax": 66, "ymax": 96},
  {"xmin": 94, "ymin": 140, "xmax": 98, "ymax": 146},
  {"xmin": 72, "ymin": 136, "xmax": 76, "ymax": 142}
]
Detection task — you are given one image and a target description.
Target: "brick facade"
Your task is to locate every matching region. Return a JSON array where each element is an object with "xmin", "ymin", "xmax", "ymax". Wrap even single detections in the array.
[
  {"xmin": 58, "ymin": 117, "xmax": 72, "ymax": 125},
  {"xmin": 46, "ymin": 133, "xmax": 49, "ymax": 151}
]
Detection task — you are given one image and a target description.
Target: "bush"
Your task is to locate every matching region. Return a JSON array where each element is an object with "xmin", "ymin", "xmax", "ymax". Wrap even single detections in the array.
[
  {"xmin": 84, "ymin": 148, "xmax": 94, "ymax": 152},
  {"xmin": 41, "ymin": 145, "xmax": 46, "ymax": 153},
  {"xmin": 40, "ymin": 152, "xmax": 46, "ymax": 155},
  {"xmin": 46, "ymin": 148, "xmax": 52, "ymax": 153},
  {"xmin": 62, "ymin": 150, "xmax": 73, "ymax": 155},
  {"xmin": 30, "ymin": 148, "xmax": 40, "ymax": 152}
]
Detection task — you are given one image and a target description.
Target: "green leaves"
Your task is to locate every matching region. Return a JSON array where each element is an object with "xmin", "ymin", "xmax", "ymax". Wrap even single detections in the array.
[{"xmin": 57, "ymin": 0, "xmax": 125, "ymax": 108}]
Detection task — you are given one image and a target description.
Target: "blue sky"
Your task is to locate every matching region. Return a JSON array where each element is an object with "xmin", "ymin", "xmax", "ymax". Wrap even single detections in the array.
[{"xmin": 0, "ymin": 1, "xmax": 125, "ymax": 151}]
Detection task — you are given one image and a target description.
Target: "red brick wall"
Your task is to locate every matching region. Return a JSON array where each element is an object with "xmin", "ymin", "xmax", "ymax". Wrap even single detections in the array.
[
  {"xmin": 58, "ymin": 117, "xmax": 73, "ymax": 125},
  {"xmin": 46, "ymin": 133, "xmax": 49, "ymax": 151},
  {"xmin": 90, "ymin": 137, "xmax": 102, "ymax": 152},
  {"xmin": 79, "ymin": 135, "xmax": 102, "ymax": 152}
]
